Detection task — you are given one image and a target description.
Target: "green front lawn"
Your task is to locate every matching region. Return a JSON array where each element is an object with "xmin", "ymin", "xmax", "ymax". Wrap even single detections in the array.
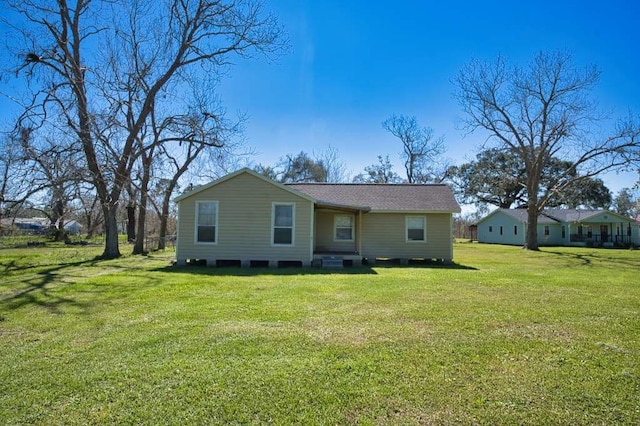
[{"xmin": 1, "ymin": 242, "xmax": 638, "ymax": 424}]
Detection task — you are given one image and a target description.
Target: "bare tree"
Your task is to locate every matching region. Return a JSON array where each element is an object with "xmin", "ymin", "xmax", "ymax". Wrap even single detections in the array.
[
  {"xmin": 73, "ymin": 185, "xmax": 103, "ymax": 238},
  {"xmin": 382, "ymin": 115, "xmax": 446, "ymax": 183},
  {"xmin": 454, "ymin": 51, "xmax": 640, "ymax": 250},
  {"xmin": 255, "ymin": 151, "xmax": 329, "ymax": 183},
  {"xmin": 315, "ymin": 146, "xmax": 348, "ymax": 182},
  {"xmin": 0, "ymin": 134, "xmax": 30, "ymax": 226},
  {"xmin": 353, "ymin": 155, "xmax": 402, "ymax": 183},
  {"xmin": 253, "ymin": 163, "xmax": 280, "ymax": 181},
  {"xmin": 134, "ymin": 91, "xmax": 242, "ymax": 253},
  {"xmin": 6, "ymin": 0, "xmax": 285, "ymax": 258},
  {"xmin": 254, "ymin": 147, "xmax": 347, "ymax": 184},
  {"xmin": 1, "ymin": 126, "xmax": 84, "ymax": 236},
  {"xmin": 17, "ymin": 127, "xmax": 87, "ymax": 240}
]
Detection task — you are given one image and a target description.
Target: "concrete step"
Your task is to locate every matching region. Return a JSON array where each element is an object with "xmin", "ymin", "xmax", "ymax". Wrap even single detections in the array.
[{"xmin": 321, "ymin": 256, "xmax": 344, "ymax": 269}]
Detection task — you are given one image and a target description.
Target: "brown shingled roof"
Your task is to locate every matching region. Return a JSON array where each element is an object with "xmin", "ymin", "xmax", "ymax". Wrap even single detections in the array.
[{"xmin": 285, "ymin": 183, "xmax": 461, "ymax": 213}]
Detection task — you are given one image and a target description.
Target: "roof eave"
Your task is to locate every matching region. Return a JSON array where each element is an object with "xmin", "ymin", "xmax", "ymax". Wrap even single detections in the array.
[
  {"xmin": 369, "ymin": 209, "xmax": 461, "ymax": 214},
  {"xmin": 315, "ymin": 202, "xmax": 371, "ymax": 213}
]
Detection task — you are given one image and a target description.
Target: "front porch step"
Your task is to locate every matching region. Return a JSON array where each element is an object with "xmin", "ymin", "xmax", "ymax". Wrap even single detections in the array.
[{"xmin": 321, "ymin": 256, "xmax": 343, "ymax": 269}]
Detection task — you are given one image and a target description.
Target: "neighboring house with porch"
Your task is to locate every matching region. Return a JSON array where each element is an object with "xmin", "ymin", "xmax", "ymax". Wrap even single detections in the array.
[
  {"xmin": 477, "ymin": 208, "xmax": 640, "ymax": 247},
  {"xmin": 174, "ymin": 168, "xmax": 461, "ymax": 267}
]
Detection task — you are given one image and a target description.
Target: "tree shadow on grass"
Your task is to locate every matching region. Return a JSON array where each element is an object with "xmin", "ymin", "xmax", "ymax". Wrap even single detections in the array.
[
  {"xmin": 542, "ymin": 248, "xmax": 640, "ymax": 270},
  {"xmin": 542, "ymin": 250, "xmax": 594, "ymax": 266},
  {"xmin": 0, "ymin": 257, "xmax": 104, "ymax": 314}
]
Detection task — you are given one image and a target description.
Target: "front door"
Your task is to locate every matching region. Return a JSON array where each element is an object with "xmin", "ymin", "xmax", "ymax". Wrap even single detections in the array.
[{"xmin": 600, "ymin": 225, "xmax": 609, "ymax": 243}]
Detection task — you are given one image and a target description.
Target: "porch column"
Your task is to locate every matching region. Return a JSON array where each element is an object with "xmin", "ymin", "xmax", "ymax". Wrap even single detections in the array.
[{"xmin": 358, "ymin": 210, "xmax": 363, "ymax": 255}]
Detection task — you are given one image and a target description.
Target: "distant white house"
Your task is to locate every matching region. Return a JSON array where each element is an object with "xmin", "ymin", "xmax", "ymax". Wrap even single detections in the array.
[
  {"xmin": 477, "ymin": 208, "xmax": 640, "ymax": 247},
  {"xmin": 62, "ymin": 220, "xmax": 83, "ymax": 235},
  {"xmin": 0, "ymin": 217, "xmax": 82, "ymax": 235}
]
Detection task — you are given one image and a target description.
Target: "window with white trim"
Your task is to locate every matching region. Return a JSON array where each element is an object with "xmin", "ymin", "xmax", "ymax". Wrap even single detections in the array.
[
  {"xmin": 544, "ymin": 225, "xmax": 550, "ymax": 236},
  {"xmin": 334, "ymin": 215, "xmax": 354, "ymax": 241},
  {"xmin": 406, "ymin": 216, "xmax": 426, "ymax": 242},
  {"xmin": 272, "ymin": 203, "xmax": 294, "ymax": 245},
  {"xmin": 196, "ymin": 201, "xmax": 218, "ymax": 243}
]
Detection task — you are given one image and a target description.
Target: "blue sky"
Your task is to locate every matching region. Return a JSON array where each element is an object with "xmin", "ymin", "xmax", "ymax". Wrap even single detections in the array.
[
  {"xmin": 1, "ymin": 1, "xmax": 638, "ymax": 195},
  {"xmin": 219, "ymin": 0, "xmax": 640, "ymax": 192}
]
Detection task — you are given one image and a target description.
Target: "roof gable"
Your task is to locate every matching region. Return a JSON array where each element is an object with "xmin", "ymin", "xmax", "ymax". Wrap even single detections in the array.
[
  {"xmin": 544, "ymin": 209, "xmax": 633, "ymax": 223},
  {"xmin": 477, "ymin": 208, "xmax": 557, "ymax": 225},
  {"xmin": 286, "ymin": 183, "xmax": 461, "ymax": 212},
  {"xmin": 174, "ymin": 168, "xmax": 316, "ymax": 203}
]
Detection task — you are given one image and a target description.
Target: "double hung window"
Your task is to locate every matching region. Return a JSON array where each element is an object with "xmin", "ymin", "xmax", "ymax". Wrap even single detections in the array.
[
  {"xmin": 196, "ymin": 201, "xmax": 218, "ymax": 243},
  {"xmin": 272, "ymin": 203, "xmax": 294, "ymax": 245},
  {"xmin": 406, "ymin": 216, "xmax": 426, "ymax": 242},
  {"xmin": 334, "ymin": 215, "xmax": 354, "ymax": 241}
]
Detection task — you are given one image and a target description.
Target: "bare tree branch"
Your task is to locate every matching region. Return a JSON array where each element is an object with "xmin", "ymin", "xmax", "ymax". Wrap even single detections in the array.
[{"xmin": 453, "ymin": 50, "xmax": 640, "ymax": 250}]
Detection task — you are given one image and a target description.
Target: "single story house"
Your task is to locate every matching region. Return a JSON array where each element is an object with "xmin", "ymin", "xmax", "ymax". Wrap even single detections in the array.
[
  {"xmin": 174, "ymin": 168, "xmax": 461, "ymax": 267},
  {"xmin": 477, "ymin": 208, "xmax": 640, "ymax": 247},
  {"xmin": 0, "ymin": 218, "xmax": 82, "ymax": 235}
]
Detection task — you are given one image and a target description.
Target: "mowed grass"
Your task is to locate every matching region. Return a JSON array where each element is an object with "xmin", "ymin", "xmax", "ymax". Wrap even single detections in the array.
[{"xmin": 0, "ymin": 242, "xmax": 638, "ymax": 425}]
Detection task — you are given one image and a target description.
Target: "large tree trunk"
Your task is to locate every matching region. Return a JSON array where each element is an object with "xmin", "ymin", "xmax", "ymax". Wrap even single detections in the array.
[
  {"xmin": 133, "ymin": 155, "xmax": 153, "ymax": 255},
  {"xmin": 126, "ymin": 202, "xmax": 136, "ymax": 243},
  {"xmin": 157, "ymin": 180, "xmax": 178, "ymax": 250},
  {"xmin": 83, "ymin": 196, "xmax": 102, "ymax": 239},
  {"xmin": 525, "ymin": 207, "xmax": 539, "ymax": 250},
  {"xmin": 132, "ymin": 197, "xmax": 147, "ymax": 254},
  {"xmin": 49, "ymin": 187, "xmax": 66, "ymax": 241},
  {"xmin": 157, "ymin": 204, "xmax": 169, "ymax": 250},
  {"xmin": 132, "ymin": 191, "xmax": 148, "ymax": 255},
  {"xmin": 85, "ymin": 213, "xmax": 94, "ymax": 239},
  {"xmin": 102, "ymin": 204, "xmax": 121, "ymax": 259},
  {"xmin": 524, "ymin": 180, "xmax": 540, "ymax": 250}
]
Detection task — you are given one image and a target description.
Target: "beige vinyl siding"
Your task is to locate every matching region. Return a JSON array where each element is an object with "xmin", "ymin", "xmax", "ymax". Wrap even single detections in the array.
[
  {"xmin": 314, "ymin": 210, "xmax": 357, "ymax": 252},
  {"xmin": 177, "ymin": 172, "xmax": 313, "ymax": 263},
  {"xmin": 360, "ymin": 212, "xmax": 453, "ymax": 260}
]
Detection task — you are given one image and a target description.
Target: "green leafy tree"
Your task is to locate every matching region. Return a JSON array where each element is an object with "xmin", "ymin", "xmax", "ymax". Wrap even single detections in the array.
[
  {"xmin": 449, "ymin": 149, "xmax": 525, "ymax": 208},
  {"xmin": 255, "ymin": 148, "xmax": 346, "ymax": 183},
  {"xmin": 255, "ymin": 151, "xmax": 327, "ymax": 183},
  {"xmin": 450, "ymin": 149, "xmax": 612, "ymax": 209},
  {"xmin": 281, "ymin": 152, "xmax": 327, "ymax": 183},
  {"xmin": 614, "ymin": 188, "xmax": 639, "ymax": 218},
  {"xmin": 548, "ymin": 177, "xmax": 611, "ymax": 209}
]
